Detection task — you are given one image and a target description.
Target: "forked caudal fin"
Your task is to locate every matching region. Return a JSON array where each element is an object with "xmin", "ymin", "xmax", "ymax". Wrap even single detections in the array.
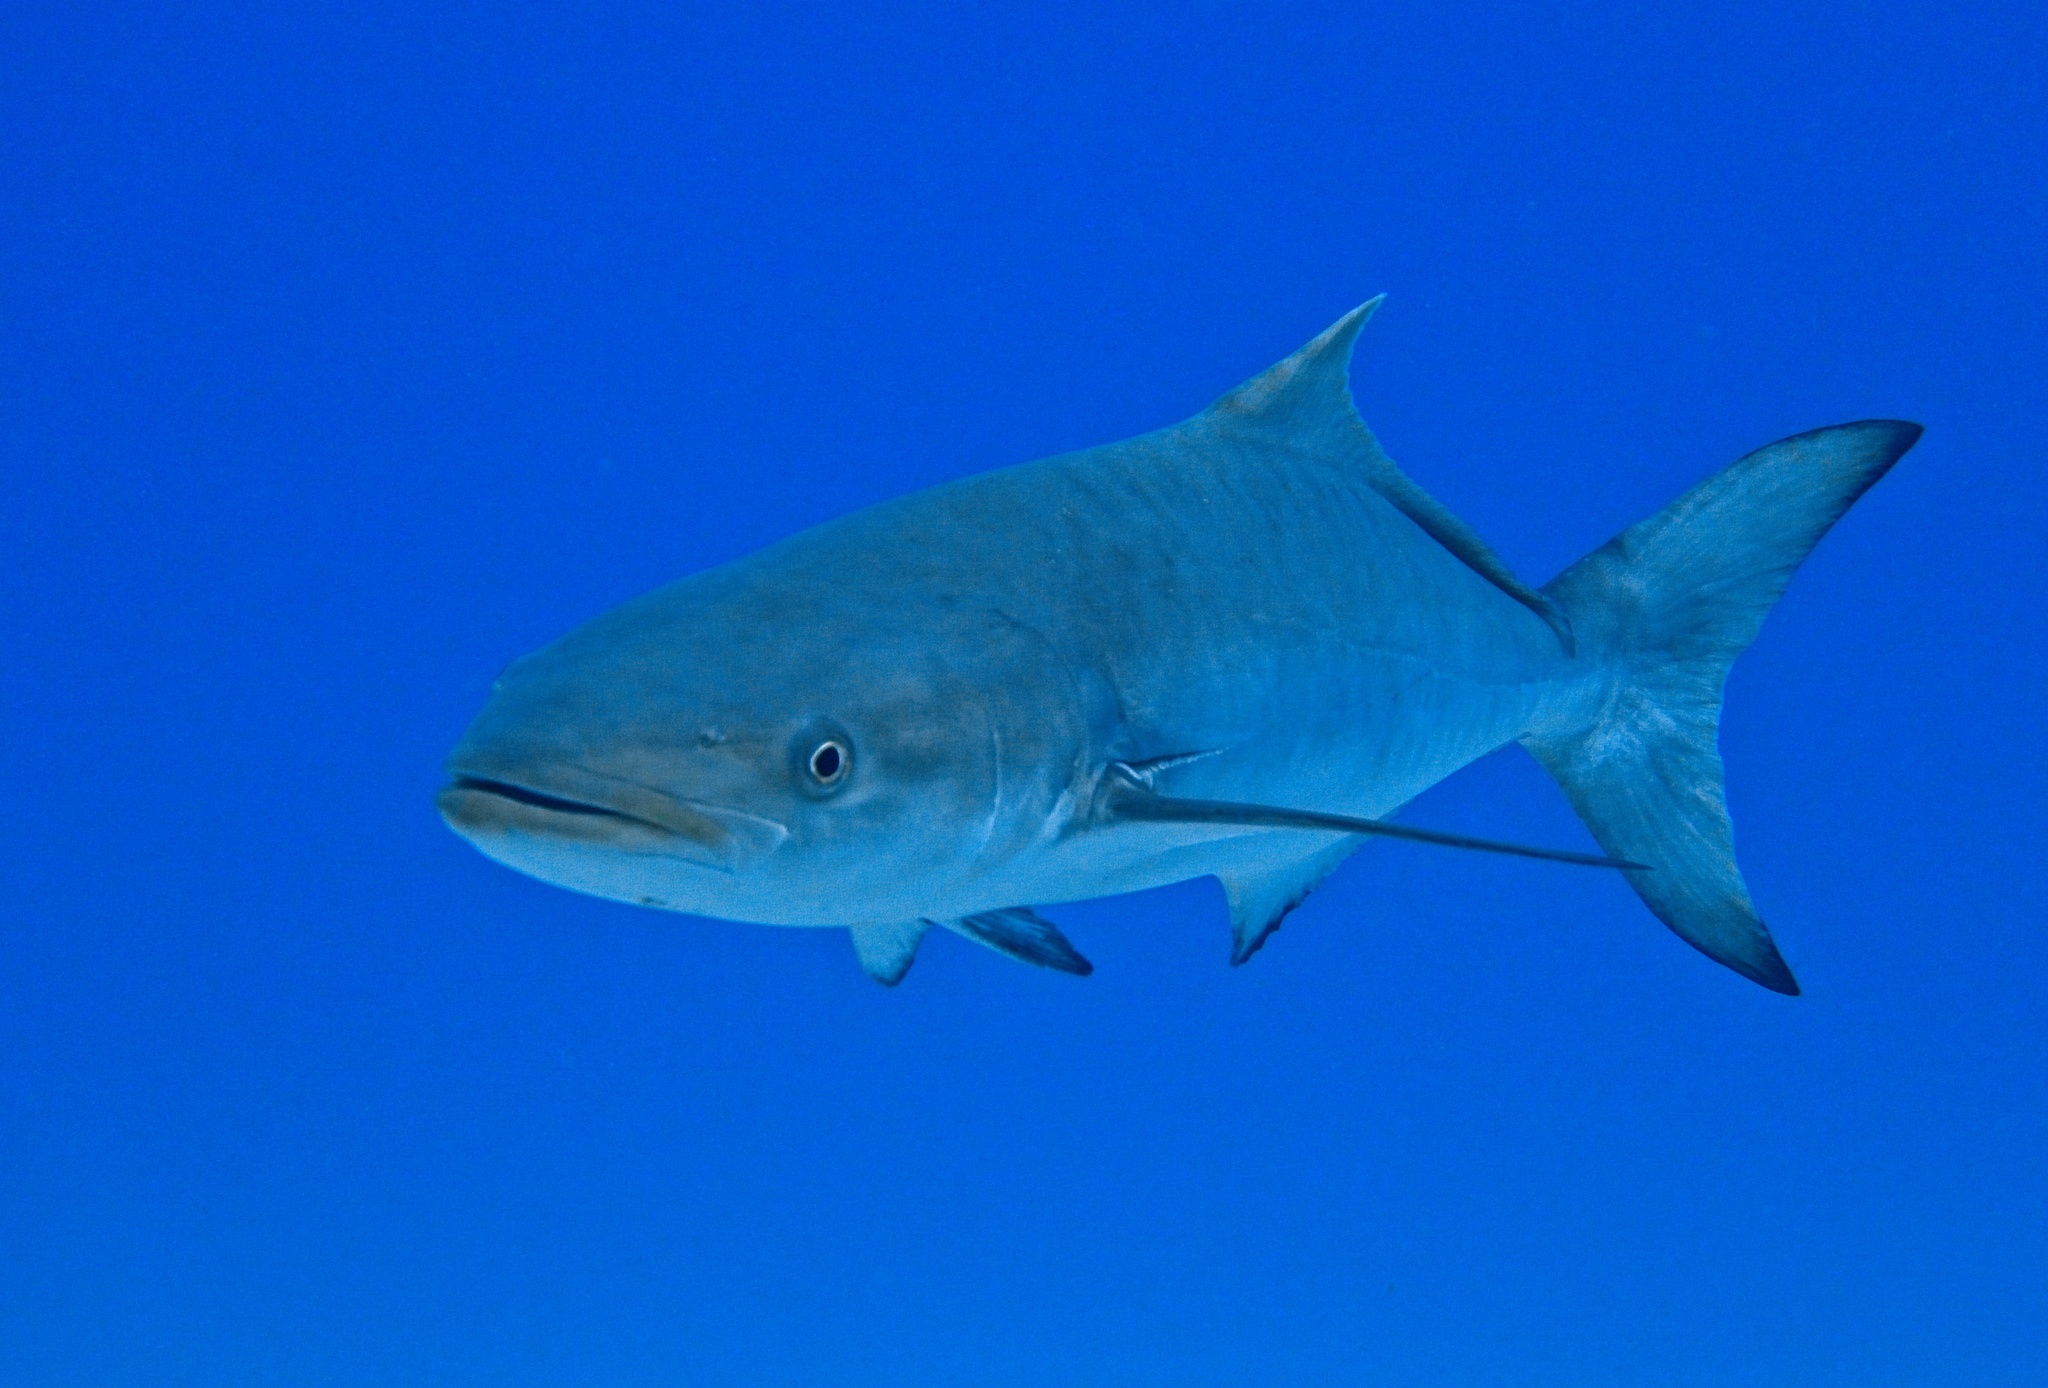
[{"xmin": 1523, "ymin": 420, "xmax": 1923, "ymax": 994}]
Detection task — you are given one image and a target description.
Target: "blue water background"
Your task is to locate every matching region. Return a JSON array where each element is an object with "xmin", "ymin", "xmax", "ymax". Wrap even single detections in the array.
[{"xmin": 3, "ymin": 4, "xmax": 2043, "ymax": 1383}]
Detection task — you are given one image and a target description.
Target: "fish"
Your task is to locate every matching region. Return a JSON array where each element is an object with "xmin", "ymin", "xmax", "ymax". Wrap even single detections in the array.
[{"xmin": 438, "ymin": 300, "xmax": 1920, "ymax": 992}]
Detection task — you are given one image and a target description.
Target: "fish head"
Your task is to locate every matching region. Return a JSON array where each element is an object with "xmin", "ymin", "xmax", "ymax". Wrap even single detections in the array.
[{"xmin": 438, "ymin": 559, "xmax": 1086, "ymax": 924}]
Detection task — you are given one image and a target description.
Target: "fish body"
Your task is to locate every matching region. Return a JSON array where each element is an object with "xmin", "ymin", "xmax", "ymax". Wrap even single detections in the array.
[{"xmin": 440, "ymin": 302, "xmax": 1919, "ymax": 990}]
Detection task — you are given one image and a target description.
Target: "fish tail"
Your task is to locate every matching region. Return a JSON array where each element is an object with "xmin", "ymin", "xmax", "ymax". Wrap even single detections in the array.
[{"xmin": 1522, "ymin": 421, "xmax": 1921, "ymax": 993}]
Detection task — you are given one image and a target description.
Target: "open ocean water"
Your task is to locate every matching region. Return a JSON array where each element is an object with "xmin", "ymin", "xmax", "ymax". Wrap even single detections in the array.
[{"xmin": 2, "ymin": 4, "xmax": 2043, "ymax": 1384}]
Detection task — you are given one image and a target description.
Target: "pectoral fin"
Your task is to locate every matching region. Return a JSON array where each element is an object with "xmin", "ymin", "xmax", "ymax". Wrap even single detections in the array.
[
  {"xmin": 1100, "ymin": 766, "xmax": 1644, "ymax": 871},
  {"xmin": 849, "ymin": 919, "xmax": 932, "ymax": 986},
  {"xmin": 937, "ymin": 908, "xmax": 1093, "ymax": 976}
]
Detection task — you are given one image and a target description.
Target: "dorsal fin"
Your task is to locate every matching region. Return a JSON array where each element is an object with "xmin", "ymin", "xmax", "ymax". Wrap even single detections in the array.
[{"xmin": 1208, "ymin": 300, "xmax": 1575, "ymax": 654}]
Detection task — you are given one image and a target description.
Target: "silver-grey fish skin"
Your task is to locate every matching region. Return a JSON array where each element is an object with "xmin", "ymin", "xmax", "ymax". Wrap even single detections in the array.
[{"xmin": 440, "ymin": 299, "xmax": 1917, "ymax": 990}]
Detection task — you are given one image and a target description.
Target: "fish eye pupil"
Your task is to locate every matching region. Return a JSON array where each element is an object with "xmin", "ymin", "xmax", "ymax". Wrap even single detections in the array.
[{"xmin": 809, "ymin": 740, "xmax": 846, "ymax": 783}]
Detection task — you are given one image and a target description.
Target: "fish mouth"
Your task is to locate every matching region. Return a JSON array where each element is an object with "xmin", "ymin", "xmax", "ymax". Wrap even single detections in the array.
[
  {"xmin": 447, "ymin": 775, "xmax": 649, "ymax": 822},
  {"xmin": 437, "ymin": 765, "xmax": 787, "ymax": 873}
]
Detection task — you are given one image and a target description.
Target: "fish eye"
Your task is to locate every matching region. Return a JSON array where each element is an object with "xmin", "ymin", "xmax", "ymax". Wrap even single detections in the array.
[
  {"xmin": 808, "ymin": 739, "xmax": 850, "ymax": 785},
  {"xmin": 790, "ymin": 717, "xmax": 856, "ymax": 796}
]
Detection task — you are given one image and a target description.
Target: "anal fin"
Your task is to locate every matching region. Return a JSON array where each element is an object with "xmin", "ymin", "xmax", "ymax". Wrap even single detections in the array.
[
  {"xmin": 849, "ymin": 920, "xmax": 932, "ymax": 986},
  {"xmin": 1219, "ymin": 838, "xmax": 1362, "ymax": 965},
  {"xmin": 938, "ymin": 908, "xmax": 1093, "ymax": 976}
]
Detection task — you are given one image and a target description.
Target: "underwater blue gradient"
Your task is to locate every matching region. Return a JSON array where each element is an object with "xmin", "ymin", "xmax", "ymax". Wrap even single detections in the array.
[{"xmin": 2, "ymin": 3, "xmax": 2043, "ymax": 1383}]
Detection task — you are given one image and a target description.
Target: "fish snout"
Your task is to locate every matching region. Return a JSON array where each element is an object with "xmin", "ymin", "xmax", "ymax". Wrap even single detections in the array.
[{"xmin": 437, "ymin": 761, "xmax": 787, "ymax": 874}]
